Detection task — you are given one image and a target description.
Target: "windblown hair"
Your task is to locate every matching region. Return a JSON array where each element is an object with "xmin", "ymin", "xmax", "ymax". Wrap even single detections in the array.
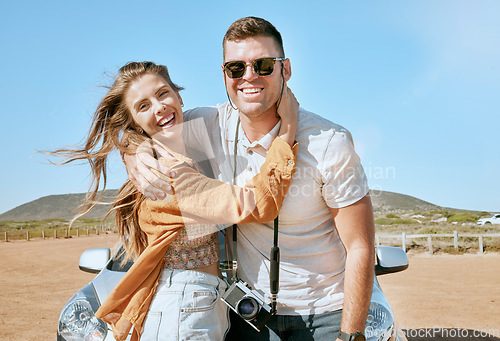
[
  {"xmin": 50, "ymin": 61, "xmax": 183, "ymax": 263},
  {"xmin": 223, "ymin": 16, "xmax": 285, "ymax": 58}
]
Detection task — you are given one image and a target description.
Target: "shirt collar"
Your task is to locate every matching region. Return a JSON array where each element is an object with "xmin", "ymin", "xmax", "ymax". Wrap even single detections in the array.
[
  {"xmin": 246, "ymin": 120, "xmax": 281, "ymax": 151},
  {"xmin": 222, "ymin": 102, "xmax": 282, "ymax": 151}
]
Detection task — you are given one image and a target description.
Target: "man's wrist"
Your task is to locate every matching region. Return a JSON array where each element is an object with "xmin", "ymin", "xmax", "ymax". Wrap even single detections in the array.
[{"xmin": 337, "ymin": 330, "xmax": 365, "ymax": 341}]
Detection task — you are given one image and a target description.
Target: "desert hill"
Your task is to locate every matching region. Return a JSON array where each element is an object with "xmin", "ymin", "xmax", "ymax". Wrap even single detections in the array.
[
  {"xmin": 369, "ymin": 189, "xmax": 440, "ymax": 212},
  {"xmin": 0, "ymin": 189, "xmax": 444, "ymax": 222},
  {"xmin": 0, "ymin": 190, "xmax": 119, "ymax": 221}
]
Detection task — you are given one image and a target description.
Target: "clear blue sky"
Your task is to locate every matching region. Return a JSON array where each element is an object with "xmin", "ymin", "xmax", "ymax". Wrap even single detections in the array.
[{"xmin": 1, "ymin": 0, "xmax": 499, "ymax": 215}]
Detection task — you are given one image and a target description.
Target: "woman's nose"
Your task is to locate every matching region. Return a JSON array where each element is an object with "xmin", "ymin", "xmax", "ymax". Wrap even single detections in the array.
[{"xmin": 155, "ymin": 102, "xmax": 166, "ymax": 115}]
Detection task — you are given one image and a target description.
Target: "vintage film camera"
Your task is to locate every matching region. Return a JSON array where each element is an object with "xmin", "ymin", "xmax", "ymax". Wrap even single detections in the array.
[{"xmin": 221, "ymin": 279, "xmax": 273, "ymax": 331}]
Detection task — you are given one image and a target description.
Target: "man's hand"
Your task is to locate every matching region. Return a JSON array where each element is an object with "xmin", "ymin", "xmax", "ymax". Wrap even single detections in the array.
[{"xmin": 123, "ymin": 143, "xmax": 176, "ymax": 200}]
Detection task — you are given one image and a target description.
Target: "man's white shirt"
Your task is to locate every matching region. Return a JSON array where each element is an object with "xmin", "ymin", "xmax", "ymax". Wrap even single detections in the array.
[{"xmin": 183, "ymin": 103, "xmax": 369, "ymax": 315}]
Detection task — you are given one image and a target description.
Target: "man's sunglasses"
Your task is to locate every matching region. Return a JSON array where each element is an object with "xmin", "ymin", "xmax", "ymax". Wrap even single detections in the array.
[{"xmin": 223, "ymin": 57, "xmax": 285, "ymax": 79}]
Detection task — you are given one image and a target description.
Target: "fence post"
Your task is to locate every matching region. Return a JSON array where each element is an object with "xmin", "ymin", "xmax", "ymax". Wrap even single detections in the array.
[
  {"xmin": 54, "ymin": 230, "xmax": 57, "ymax": 239},
  {"xmin": 27, "ymin": 231, "xmax": 30, "ymax": 241},
  {"xmin": 65, "ymin": 228, "xmax": 69, "ymax": 238},
  {"xmin": 428, "ymin": 235, "xmax": 433, "ymax": 254},
  {"xmin": 479, "ymin": 236, "xmax": 484, "ymax": 253},
  {"xmin": 96, "ymin": 226, "xmax": 99, "ymax": 236},
  {"xmin": 402, "ymin": 232, "xmax": 406, "ymax": 252},
  {"xmin": 76, "ymin": 228, "xmax": 79, "ymax": 237},
  {"xmin": 42, "ymin": 230, "xmax": 45, "ymax": 239},
  {"xmin": 4, "ymin": 231, "xmax": 7, "ymax": 242},
  {"xmin": 453, "ymin": 231, "xmax": 458, "ymax": 249}
]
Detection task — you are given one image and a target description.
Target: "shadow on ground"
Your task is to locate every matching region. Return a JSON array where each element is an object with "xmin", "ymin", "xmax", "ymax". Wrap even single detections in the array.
[{"xmin": 403, "ymin": 329, "xmax": 500, "ymax": 341}]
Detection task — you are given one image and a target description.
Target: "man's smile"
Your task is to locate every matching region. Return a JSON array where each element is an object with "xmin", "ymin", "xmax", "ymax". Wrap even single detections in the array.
[{"xmin": 240, "ymin": 87, "xmax": 264, "ymax": 95}]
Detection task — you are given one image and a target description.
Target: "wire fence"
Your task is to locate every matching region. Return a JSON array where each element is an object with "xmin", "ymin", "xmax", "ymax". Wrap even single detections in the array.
[
  {"xmin": 376, "ymin": 231, "xmax": 500, "ymax": 254},
  {"xmin": 2, "ymin": 225, "xmax": 117, "ymax": 242},
  {"xmin": 4, "ymin": 227, "xmax": 500, "ymax": 255}
]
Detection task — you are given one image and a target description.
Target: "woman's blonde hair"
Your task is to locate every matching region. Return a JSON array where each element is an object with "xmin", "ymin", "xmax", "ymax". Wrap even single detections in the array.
[{"xmin": 51, "ymin": 61, "xmax": 183, "ymax": 263}]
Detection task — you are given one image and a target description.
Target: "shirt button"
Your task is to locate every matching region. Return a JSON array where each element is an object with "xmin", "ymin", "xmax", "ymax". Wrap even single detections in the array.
[
  {"xmin": 248, "ymin": 150, "xmax": 253, "ymax": 155},
  {"xmin": 247, "ymin": 166, "xmax": 253, "ymax": 172}
]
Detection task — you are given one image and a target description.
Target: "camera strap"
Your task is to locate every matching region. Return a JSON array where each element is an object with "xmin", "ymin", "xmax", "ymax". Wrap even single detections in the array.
[
  {"xmin": 229, "ymin": 117, "xmax": 241, "ymax": 284},
  {"xmin": 270, "ymin": 218, "xmax": 280, "ymax": 313},
  {"xmin": 230, "ymin": 116, "xmax": 280, "ymax": 314}
]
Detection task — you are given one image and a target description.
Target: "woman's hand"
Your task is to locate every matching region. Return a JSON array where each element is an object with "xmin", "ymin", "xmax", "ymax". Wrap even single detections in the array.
[{"xmin": 277, "ymin": 86, "xmax": 299, "ymax": 146}]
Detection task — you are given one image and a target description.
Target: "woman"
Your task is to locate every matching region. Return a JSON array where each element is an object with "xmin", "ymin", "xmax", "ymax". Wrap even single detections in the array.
[{"xmin": 52, "ymin": 61, "xmax": 298, "ymax": 340}]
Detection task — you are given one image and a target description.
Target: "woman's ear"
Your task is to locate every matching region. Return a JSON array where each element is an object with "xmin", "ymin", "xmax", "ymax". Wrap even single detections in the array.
[
  {"xmin": 176, "ymin": 92, "xmax": 184, "ymax": 107},
  {"xmin": 130, "ymin": 121, "xmax": 144, "ymax": 134}
]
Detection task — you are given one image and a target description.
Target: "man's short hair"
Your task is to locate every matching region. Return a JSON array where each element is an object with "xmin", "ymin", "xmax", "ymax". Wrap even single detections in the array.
[{"xmin": 223, "ymin": 16, "xmax": 285, "ymax": 58}]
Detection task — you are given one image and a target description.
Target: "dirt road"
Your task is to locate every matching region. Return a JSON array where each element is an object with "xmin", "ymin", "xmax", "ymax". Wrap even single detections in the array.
[{"xmin": 0, "ymin": 236, "xmax": 499, "ymax": 340}]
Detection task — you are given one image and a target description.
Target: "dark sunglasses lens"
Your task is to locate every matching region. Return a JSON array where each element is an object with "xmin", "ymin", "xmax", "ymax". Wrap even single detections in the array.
[
  {"xmin": 255, "ymin": 58, "xmax": 275, "ymax": 76},
  {"xmin": 225, "ymin": 62, "xmax": 246, "ymax": 79}
]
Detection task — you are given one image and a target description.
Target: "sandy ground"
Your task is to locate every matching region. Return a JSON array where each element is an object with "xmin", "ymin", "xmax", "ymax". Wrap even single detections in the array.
[
  {"xmin": 0, "ymin": 235, "xmax": 120, "ymax": 341},
  {"xmin": 0, "ymin": 235, "xmax": 499, "ymax": 340},
  {"xmin": 377, "ymin": 252, "xmax": 500, "ymax": 340}
]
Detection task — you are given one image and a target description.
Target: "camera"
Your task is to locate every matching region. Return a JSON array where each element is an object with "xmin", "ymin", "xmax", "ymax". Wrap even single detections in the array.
[{"xmin": 221, "ymin": 280, "xmax": 274, "ymax": 331}]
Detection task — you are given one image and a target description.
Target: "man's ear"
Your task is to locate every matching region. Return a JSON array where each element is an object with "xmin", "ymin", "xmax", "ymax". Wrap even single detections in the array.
[{"xmin": 282, "ymin": 58, "xmax": 292, "ymax": 82}]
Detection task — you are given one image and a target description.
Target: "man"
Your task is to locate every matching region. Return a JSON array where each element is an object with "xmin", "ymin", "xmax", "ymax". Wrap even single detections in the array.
[{"xmin": 127, "ymin": 17, "xmax": 374, "ymax": 341}]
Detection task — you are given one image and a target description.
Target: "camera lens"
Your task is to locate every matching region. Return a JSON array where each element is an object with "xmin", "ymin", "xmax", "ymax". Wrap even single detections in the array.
[{"xmin": 236, "ymin": 297, "xmax": 260, "ymax": 320}]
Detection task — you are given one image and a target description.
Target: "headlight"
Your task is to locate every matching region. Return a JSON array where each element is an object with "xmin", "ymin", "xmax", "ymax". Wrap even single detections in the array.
[
  {"xmin": 57, "ymin": 284, "xmax": 107, "ymax": 341},
  {"xmin": 364, "ymin": 283, "xmax": 396, "ymax": 341},
  {"xmin": 365, "ymin": 301, "xmax": 394, "ymax": 341}
]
